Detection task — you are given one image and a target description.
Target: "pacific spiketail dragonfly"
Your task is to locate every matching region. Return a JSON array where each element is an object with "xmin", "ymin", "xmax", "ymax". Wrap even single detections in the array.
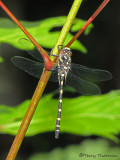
[{"xmin": 11, "ymin": 38, "xmax": 112, "ymax": 139}]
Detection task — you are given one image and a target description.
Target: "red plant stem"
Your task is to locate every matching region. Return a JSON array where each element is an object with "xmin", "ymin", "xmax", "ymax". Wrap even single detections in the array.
[
  {"xmin": 66, "ymin": 0, "xmax": 110, "ymax": 47},
  {"xmin": 0, "ymin": 1, "xmax": 54, "ymax": 159},
  {"xmin": 6, "ymin": 70, "xmax": 51, "ymax": 160},
  {"xmin": 0, "ymin": 0, "xmax": 110, "ymax": 159},
  {"xmin": 0, "ymin": 0, "xmax": 53, "ymax": 70}
]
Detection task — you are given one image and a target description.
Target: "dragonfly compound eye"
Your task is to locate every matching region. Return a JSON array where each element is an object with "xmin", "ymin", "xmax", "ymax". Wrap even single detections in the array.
[
  {"xmin": 67, "ymin": 51, "xmax": 72, "ymax": 57},
  {"xmin": 61, "ymin": 47, "xmax": 72, "ymax": 56}
]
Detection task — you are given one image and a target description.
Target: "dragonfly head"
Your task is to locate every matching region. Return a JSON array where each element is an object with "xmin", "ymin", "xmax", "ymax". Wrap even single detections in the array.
[{"xmin": 60, "ymin": 47, "xmax": 72, "ymax": 57}]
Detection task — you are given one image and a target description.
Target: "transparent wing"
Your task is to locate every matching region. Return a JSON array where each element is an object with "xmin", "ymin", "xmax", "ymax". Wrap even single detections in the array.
[
  {"xmin": 11, "ymin": 56, "xmax": 59, "ymax": 81},
  {"xmin": 66, "ymin": 72, "xmax": 101, "ymax": 95},
  {"xmin": 71, "ymin": 63, "xmax": 112, "ymax": 82},
  {"xmin": 11, "ymin": 56, "xmax": 44, "ymax": 78},
  {"xmin": 49, "ymin": 65, "xmax": 58, "ymax": 82},
  {"xmin": 19, "ymin": 38, "xmax": 48, "ymax": 62}
]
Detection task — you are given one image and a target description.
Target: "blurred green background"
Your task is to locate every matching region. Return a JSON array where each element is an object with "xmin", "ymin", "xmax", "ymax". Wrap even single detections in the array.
[{"xmin": 0, "ymin": 0, "xmax": 119, "ymax": 159}]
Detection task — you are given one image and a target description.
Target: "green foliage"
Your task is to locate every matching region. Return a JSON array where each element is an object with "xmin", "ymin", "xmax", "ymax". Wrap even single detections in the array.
[
  {"xmin": 0, "ymin": 90, "xmax": 120, "ymax": 142},
  {"xmin": 0, "ymin": 17, "xmax": 93, "ymax": 53},
  {"xmin": 29, "ymin": 139, "xmax": 120, "ymax": 160},
  {"xmin": 0, "ymin": 56, "xmax": 4, "ymax": 63}
]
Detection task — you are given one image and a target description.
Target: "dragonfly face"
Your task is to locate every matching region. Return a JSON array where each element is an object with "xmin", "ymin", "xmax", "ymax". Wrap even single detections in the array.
[
  {"xmin": 60, "ymin": 47, "xmax": 72, "ymax": 56},
  {"xmin": 59, "ymin": 47, "xmax": 72, "ymax": 64}
]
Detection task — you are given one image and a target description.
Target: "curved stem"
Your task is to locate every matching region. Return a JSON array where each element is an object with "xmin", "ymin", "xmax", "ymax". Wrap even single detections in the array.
[
  {"xmin": 0, "ymin": 0, "xmax": 52, "ymax": 70},
  {"xmin": 0, "ymin": 0, "xmax": 110, "ymax": 159},
  {"xmin": 0, "ymin": 0, "xmax": 83, "ymax": 159}
]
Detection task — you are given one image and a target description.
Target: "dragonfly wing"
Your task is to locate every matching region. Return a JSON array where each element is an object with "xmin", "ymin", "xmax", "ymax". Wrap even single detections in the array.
[
  {"xmin": 66, "ymin": 72, "xmax": 101, "ymax": 95},
  {"xmin": 49, "ymin": 65, "xmax": 59, "ymax": 82},
  {"xmin": 19, "ymin": 38, "xmax": 46, "ymax": 62},
  {"xmin": 71, "ymin": 63, "xmax": 112, "ymax": 82},
  {"xmin": 11, "ymin": 56, "xmax": 44, "ymax": 78}
]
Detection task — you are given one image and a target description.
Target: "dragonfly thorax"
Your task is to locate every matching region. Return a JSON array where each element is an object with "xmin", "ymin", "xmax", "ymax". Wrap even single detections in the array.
[
  {"xmin": 59, "ymin": 47, "xmax": 72, "ymax": 66},
  {"xmin": 58, "ymin": 48, "xmax": 72, "ymax": 81},
  {"xmin": 60, "ymin": 53, "xmax": 71, "ymax": 64}
]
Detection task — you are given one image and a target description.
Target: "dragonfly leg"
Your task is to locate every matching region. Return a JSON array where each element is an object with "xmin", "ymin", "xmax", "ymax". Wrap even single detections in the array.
[
  {"xmin": 58, "ymin": 45, "xmax": 64, "ymax": 52},
  {"xmin": 50, "ymin": 45, "xmax": 64, "ymax": 57},
  {"xmin": 50, "ymin": 53, "xmax": 59, "ymax": 57}
]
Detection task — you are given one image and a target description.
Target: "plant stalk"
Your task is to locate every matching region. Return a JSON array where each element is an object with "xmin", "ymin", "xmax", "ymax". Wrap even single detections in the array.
[
  {"xmin": 51, "ymin": 0, "xmax": 83, "ymax": 61},
  {"xmin": 6, "ymin": 71, "xmax": 51, "ymax": 160},
  {"xmin": 0, "ymin": 0, "xmax": 83, "ymax": 159},
  {"xmin": 0, "ymin": 0, "xmax": 52, "ymax": 69},
  {"xmin": 66, "ymin": 0, "xmax": 110, "ymax": 47}
]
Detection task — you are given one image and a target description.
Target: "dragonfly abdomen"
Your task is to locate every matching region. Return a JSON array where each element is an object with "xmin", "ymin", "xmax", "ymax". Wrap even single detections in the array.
[
  {"xmin": 55, "ymin": 48, "xmax": 72, "ymax": 139},
  {"xmin": 55, "ymin": 78, "xmax": 63, "ymax": 139}
]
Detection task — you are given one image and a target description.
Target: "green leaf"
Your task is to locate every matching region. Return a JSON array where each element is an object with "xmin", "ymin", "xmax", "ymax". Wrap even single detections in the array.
[
  {"xmin": 29, "ymin": 139, "xmax": 120, "ymax": 160},
  {"xmin": 0, "ymin": 17, "xmax": 93, "ymax": 53},
  {"xmin": 1, "ymin": 90, "xmax": 120, "ymax": 142},
  {"xmin": 0, "ymin": 56, "xmax": 4, "ymax": 63},
  {"xmin": 71, "ymin": 18, "xmax": 94, "ymax": 35}
]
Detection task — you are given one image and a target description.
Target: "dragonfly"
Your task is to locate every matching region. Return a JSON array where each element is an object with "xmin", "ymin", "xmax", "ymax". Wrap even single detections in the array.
[{"xmin": 11, "ymin": 38, "xmax": 112, "ymax": 139}]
